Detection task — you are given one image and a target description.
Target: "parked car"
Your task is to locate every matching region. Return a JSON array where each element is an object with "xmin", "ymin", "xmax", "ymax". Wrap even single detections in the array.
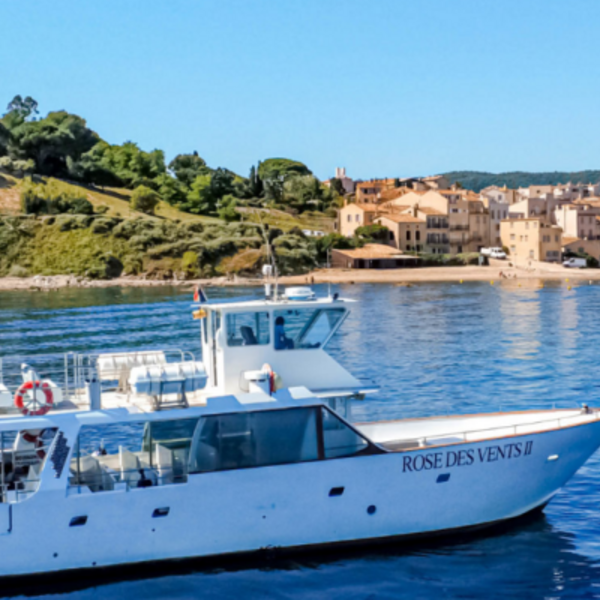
[
  {"xmin": 563, "ymin": 257, "xmax": 587, "ymax": 268},
  {"xmin": 481, "ymin": 247, "xmax": 507, "ymax": 259}
]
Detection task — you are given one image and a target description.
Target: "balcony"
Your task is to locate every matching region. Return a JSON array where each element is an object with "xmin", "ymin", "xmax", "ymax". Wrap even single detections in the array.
[
  {"xmin": 427, "ymin": 235, "xmax": 450, "ymax": 244},
  {"xmin": 449, "ymin": 224, "xmax": 469, "ymax": 231},
  {"xmin": 426, "ymin": 222, "xmax": 449, "ymax": 229}
]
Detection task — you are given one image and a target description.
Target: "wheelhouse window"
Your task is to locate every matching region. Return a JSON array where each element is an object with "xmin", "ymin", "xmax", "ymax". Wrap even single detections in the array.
[
  {"xmin": 274, "ymin": 308, "xmax": 345, "ymax": 351},
  {"xmin": 226, "ymin": 312, "xmax": 270, "ymax": 346},
  {"xmin": 190, "ymin": 407, "xmax": 319, "ymax": 473},
  {"xmin": 321, "ymin": 407, "xmax": 370, "ymax": 458}
]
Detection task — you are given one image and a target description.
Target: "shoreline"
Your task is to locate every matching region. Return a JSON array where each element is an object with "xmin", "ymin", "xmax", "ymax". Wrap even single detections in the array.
[{"xmin": 0, "ymin": 260, "xmax": 599, "ymax": 292}]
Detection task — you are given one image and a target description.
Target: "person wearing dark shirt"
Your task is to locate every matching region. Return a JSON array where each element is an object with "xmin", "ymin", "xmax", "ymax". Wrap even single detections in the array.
[{"xmin": 274, "ymin": 316, "xmax": 294, "ymax": 349}]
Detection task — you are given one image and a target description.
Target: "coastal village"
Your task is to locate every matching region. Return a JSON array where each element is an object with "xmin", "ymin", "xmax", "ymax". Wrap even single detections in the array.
[{"xmin": 328, "ymin": 168, "xmax": 600, "ymax": 270}]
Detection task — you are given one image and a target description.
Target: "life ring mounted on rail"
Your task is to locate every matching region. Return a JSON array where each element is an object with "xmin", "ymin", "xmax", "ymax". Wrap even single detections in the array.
[
  {"xmin": 14, "ymin": 381, "xmax": 53, "ymax": 417},
  {"xmin": 261, "ymin": 364, "xmax": 277, "ymax": 395},
  {"xmin": 21, "ymin": 429, "xmax": 50, "ymax": 459}
]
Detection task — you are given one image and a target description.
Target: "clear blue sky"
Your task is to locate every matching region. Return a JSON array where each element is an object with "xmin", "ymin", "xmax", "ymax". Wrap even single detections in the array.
[{"xmin": 2, "ymin": 0, "xmax": 599, "ymax": 180}]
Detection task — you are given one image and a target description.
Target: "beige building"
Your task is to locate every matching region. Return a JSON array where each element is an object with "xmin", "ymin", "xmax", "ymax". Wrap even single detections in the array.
[
  {"xmin": 375, "ymin": 214, "xmax": 427, "ymax": 253},
  {"xmin": 338, "ymin": 203, "xmax": 383, "ymax": 237},
  {"xmin": 500, "ymin": 219, "xmax": 563, "ymax": 263},
  {"xmin": 561, "ymin": 237, "xmax": 600, "ymax": 261},
  {"xmin": 480, "ymin": 185, "xmax": 517, "ymax": 205},
  {"xmin": 355, "ymin": 179, "xmax": 396, "ymax": 203},
  {"xmin": 554, "ymin": 203, "xmax": 600, "ymax": 240}
]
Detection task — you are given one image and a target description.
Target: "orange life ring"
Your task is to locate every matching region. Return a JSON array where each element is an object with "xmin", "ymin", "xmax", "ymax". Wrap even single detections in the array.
[
  {"xmin": 261, "ymin": 364, "xmax": 276, "ymax": 395},
  {"xmin": 22, "ymin": 429, "xmax": 49, "ymax": 459},
  {"xmin": 14, "ymin": 381, "xmax": 53, "ymax": 417}
]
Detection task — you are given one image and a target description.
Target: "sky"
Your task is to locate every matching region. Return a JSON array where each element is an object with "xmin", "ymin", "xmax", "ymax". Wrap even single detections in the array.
[{"xmin": 1, "ymin": 0, "xmax": 599, "ymax": 180}]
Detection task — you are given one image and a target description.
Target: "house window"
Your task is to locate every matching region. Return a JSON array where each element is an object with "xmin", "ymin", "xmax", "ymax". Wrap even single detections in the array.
[
  {"xmin": 416, "ymin": 230, "xmax": 421, "ymax": 241},
  {"xmin": 406, "ymin": 230, "xmax": 411, "ymax": 241},
  {"xmin": 525, "ymin": 222, "xmax": 529, "ymax": 229},
  {"xmin": 510, "ymin": 234, "xmax": 515, "ymax": 241},
  {"xmin": 529, "ymin": 250, "xmax": 534, "ymax": 258},
  {"xmin": 355, "ymin": 215, "xmax": 360, "ymax": 222},
  {"xmin": 389, "ymin": 231, "xmax": 395, "ymax": 241},
  {"xmin": 347, "ymin": 215, "xmax": 351, "ymax": 222},
  {"xmin": 555, "ymin": 236, "xmax": 559, "ymax": 242}
]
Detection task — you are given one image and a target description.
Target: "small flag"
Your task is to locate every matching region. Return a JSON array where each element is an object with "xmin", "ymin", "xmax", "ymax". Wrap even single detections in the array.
[{"xmin": 193, "ymin": 286, "xmax": 207, "ymax": 303}]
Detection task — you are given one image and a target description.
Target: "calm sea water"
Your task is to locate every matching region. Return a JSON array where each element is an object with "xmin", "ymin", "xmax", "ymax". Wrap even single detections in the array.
[{"xmin": 1, "ymin": 281, "xmax": 600, "ymax": 599}]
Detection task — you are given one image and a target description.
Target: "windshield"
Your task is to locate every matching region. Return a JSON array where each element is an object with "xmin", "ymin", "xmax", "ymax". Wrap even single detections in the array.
[{"xmin": 273, "ymin": 308, "xmax": 345, "ymax": 351}]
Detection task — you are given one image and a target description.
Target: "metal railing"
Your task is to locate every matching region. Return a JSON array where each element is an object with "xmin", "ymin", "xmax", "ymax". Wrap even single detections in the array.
[
  {"xmin": 411, "ymin": 409, "xmax": 598, "ymax": 448},
  {"xmin": 0, "ymin": 349, "xmax": 197, "ymax": 410}
]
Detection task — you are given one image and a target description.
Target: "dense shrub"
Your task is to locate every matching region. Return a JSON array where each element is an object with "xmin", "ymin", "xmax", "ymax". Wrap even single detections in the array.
[
  {"xmin": 131, "ymin": 185, "xmax": 161, "ymax": 215},
  {"xmin": 20, "ymin": 179, "xmax": 93, "ymax": 215}
]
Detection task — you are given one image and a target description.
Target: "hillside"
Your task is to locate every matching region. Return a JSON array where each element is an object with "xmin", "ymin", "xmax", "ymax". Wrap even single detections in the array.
[
  {"xmin": 0, "ymin": 173, "xmax": 218, "ymax": 223},
  {"xmin": 0, "ymin": 174, "xmax": 334, "ymax": 232},
  {"xmin": 0, "ymin": 174, "xmax": 336, "ymax": 280},
  {"xmin": 444, "ymin": 170, "xmax": 600, "ymax": 192}
]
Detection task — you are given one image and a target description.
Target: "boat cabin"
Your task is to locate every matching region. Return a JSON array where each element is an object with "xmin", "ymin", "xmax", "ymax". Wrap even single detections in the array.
[{"xmin": 0, "ymin": 388, "xmax": 380, "ymax": 504}]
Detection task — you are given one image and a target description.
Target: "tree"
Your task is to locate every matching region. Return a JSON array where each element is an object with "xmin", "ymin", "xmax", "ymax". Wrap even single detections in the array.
[
  {"xmin": 168, "ymin": 152, "xmax": 209, "ymax": 187},
  {"xmin": 131, "ymin": 185, "xmax": 161, "ymax": 215},
  {"xmin": 217, "ymin": 194, "xmax": 241, "ymax": 222},
  {"xmin": 239, "ymin": 164, "xmax": 264, "ymax": 199},
  {"xmin": 315, "ymin": 233, "xmax": 354, "ymax": 261},
  {"xmin": 7, "ymin": 111, "xmax": 99, "ymax": 176},
  {"xmin": 69, "ymin": 141, "xmax": 166, "ymax": 188},
  {"xmin": 5, "ymin": 95, "xmax": 39, "ymax": 120},
  {"xmin": 185, "ymin": 168, "xmax": 235, "ymax": 215},
  {"xmin": 330, "ymin": 177, "xmax": 345, "ymax": 196},
  {"xmin": 0, "ymin": 121, "xmax": 9, "ymax": 156},
  {"xmin": 154, "ymin": 173, "xmax": 187, "ymax": 206},
  {"xmin": 354, "ymin": 223, "xmax": 390, "ymax": 244},
  {"xmin": 258, "ymin": 158, "xmax": 312, "ymax": 180}
]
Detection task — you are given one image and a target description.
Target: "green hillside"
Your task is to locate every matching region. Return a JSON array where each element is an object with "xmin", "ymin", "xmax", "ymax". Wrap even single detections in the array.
[{"xmin": 444, "ymin": 170, "xmax": 600, "ymax": 192}]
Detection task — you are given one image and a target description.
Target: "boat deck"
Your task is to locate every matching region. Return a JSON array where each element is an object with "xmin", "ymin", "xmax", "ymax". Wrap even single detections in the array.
[{"xmin": 356, "ymin": 408, "xmax": 600, "ymax": 451}]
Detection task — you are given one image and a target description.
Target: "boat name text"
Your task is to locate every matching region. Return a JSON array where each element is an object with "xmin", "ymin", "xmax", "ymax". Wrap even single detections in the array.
[{"xmin": 402, "ymin": 440, "xmax": 534, "ymax": 473}]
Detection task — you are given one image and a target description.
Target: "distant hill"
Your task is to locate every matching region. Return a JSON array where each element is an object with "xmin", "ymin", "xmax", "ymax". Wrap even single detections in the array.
[{"xmin": 443, "ymin": 171, "xmax": 600, "ymax": 193}]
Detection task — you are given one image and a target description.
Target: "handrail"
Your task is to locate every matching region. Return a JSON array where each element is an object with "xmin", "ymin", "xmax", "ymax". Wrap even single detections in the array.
[{"xmin": 415, "ymin": 410, "xmax": 599, "ymax": 447}]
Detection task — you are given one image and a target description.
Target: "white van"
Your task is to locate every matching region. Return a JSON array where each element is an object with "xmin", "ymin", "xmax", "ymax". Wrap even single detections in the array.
[{"xmin": 563, "ymin": 257, "xmax": 587, "ymax": 268}]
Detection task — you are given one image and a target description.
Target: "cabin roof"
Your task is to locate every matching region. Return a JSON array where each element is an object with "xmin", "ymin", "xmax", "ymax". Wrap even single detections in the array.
[
  {"xmin": 200, "ymin": 296, "xmax": 354, "ymax": 312},
  {"xmin": 0, "ymin": 387, "xmax": 324, "ymax": 429}
]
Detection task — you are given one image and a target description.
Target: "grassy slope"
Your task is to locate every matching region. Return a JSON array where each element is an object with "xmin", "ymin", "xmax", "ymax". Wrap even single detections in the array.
[
  {"xmin": 0, "ymin": 174, "xmax": 218, "ymax": 223},
  {"xmin": 238, "ymin": 206, "xmax": 334, "ymax": 233},
  {"xmin": 0, "ymin": 174, "xmax": 335, "ymax": 231}
]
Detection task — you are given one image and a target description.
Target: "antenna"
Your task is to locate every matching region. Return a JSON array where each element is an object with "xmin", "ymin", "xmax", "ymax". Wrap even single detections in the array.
[{"xmin": 256, "ymin": 212, "xmax": 279, "ymax": 300}]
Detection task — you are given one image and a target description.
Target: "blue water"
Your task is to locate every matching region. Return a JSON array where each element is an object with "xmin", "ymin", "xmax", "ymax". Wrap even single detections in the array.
[{"xmin": 2, "ymin": 281, "xmax": 600, "ymax": 599}]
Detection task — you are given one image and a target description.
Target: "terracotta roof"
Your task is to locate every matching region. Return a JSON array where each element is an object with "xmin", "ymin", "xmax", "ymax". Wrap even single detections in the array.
[
  {"xmin": 379, "ymin": 187, "xmax": 412, "ymax": 201},
  {"xmin": 346, "ymin": 203, "xmax": 382, "ymax": 213},
  {"xmin": 335, "ymin": 244, "xmax": 407, "ymax": 259},
  {"xmin": 562, "ymin": 236, "xmax": 581, "ymax": 246},
  {"xmin": 416, "ymin": 207, "xmax": 445, "ymax": 215},
  {"xmin": 379, "ymin": 202, "xmax": 410, "ymax": 212},
  {"xmin": 376, "ymin": 214, "xmax": 425, "ymax": 224}
]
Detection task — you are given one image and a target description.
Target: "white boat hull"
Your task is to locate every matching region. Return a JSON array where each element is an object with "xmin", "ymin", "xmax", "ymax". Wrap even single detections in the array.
[{"xmin": 1, "ymin": 418, "xmax": 599, "ymax": 578}]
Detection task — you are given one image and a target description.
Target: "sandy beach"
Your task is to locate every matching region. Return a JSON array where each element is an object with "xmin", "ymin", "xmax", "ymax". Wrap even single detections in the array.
[{"xmin": 0, "ymin": 259, "xmax": 598, "ymax": 292}]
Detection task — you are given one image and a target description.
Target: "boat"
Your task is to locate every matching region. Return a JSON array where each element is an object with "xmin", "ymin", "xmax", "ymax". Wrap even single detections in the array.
[{"xmin": 0, "ymin": 283, "xmax": 599, "ymax": 580}]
